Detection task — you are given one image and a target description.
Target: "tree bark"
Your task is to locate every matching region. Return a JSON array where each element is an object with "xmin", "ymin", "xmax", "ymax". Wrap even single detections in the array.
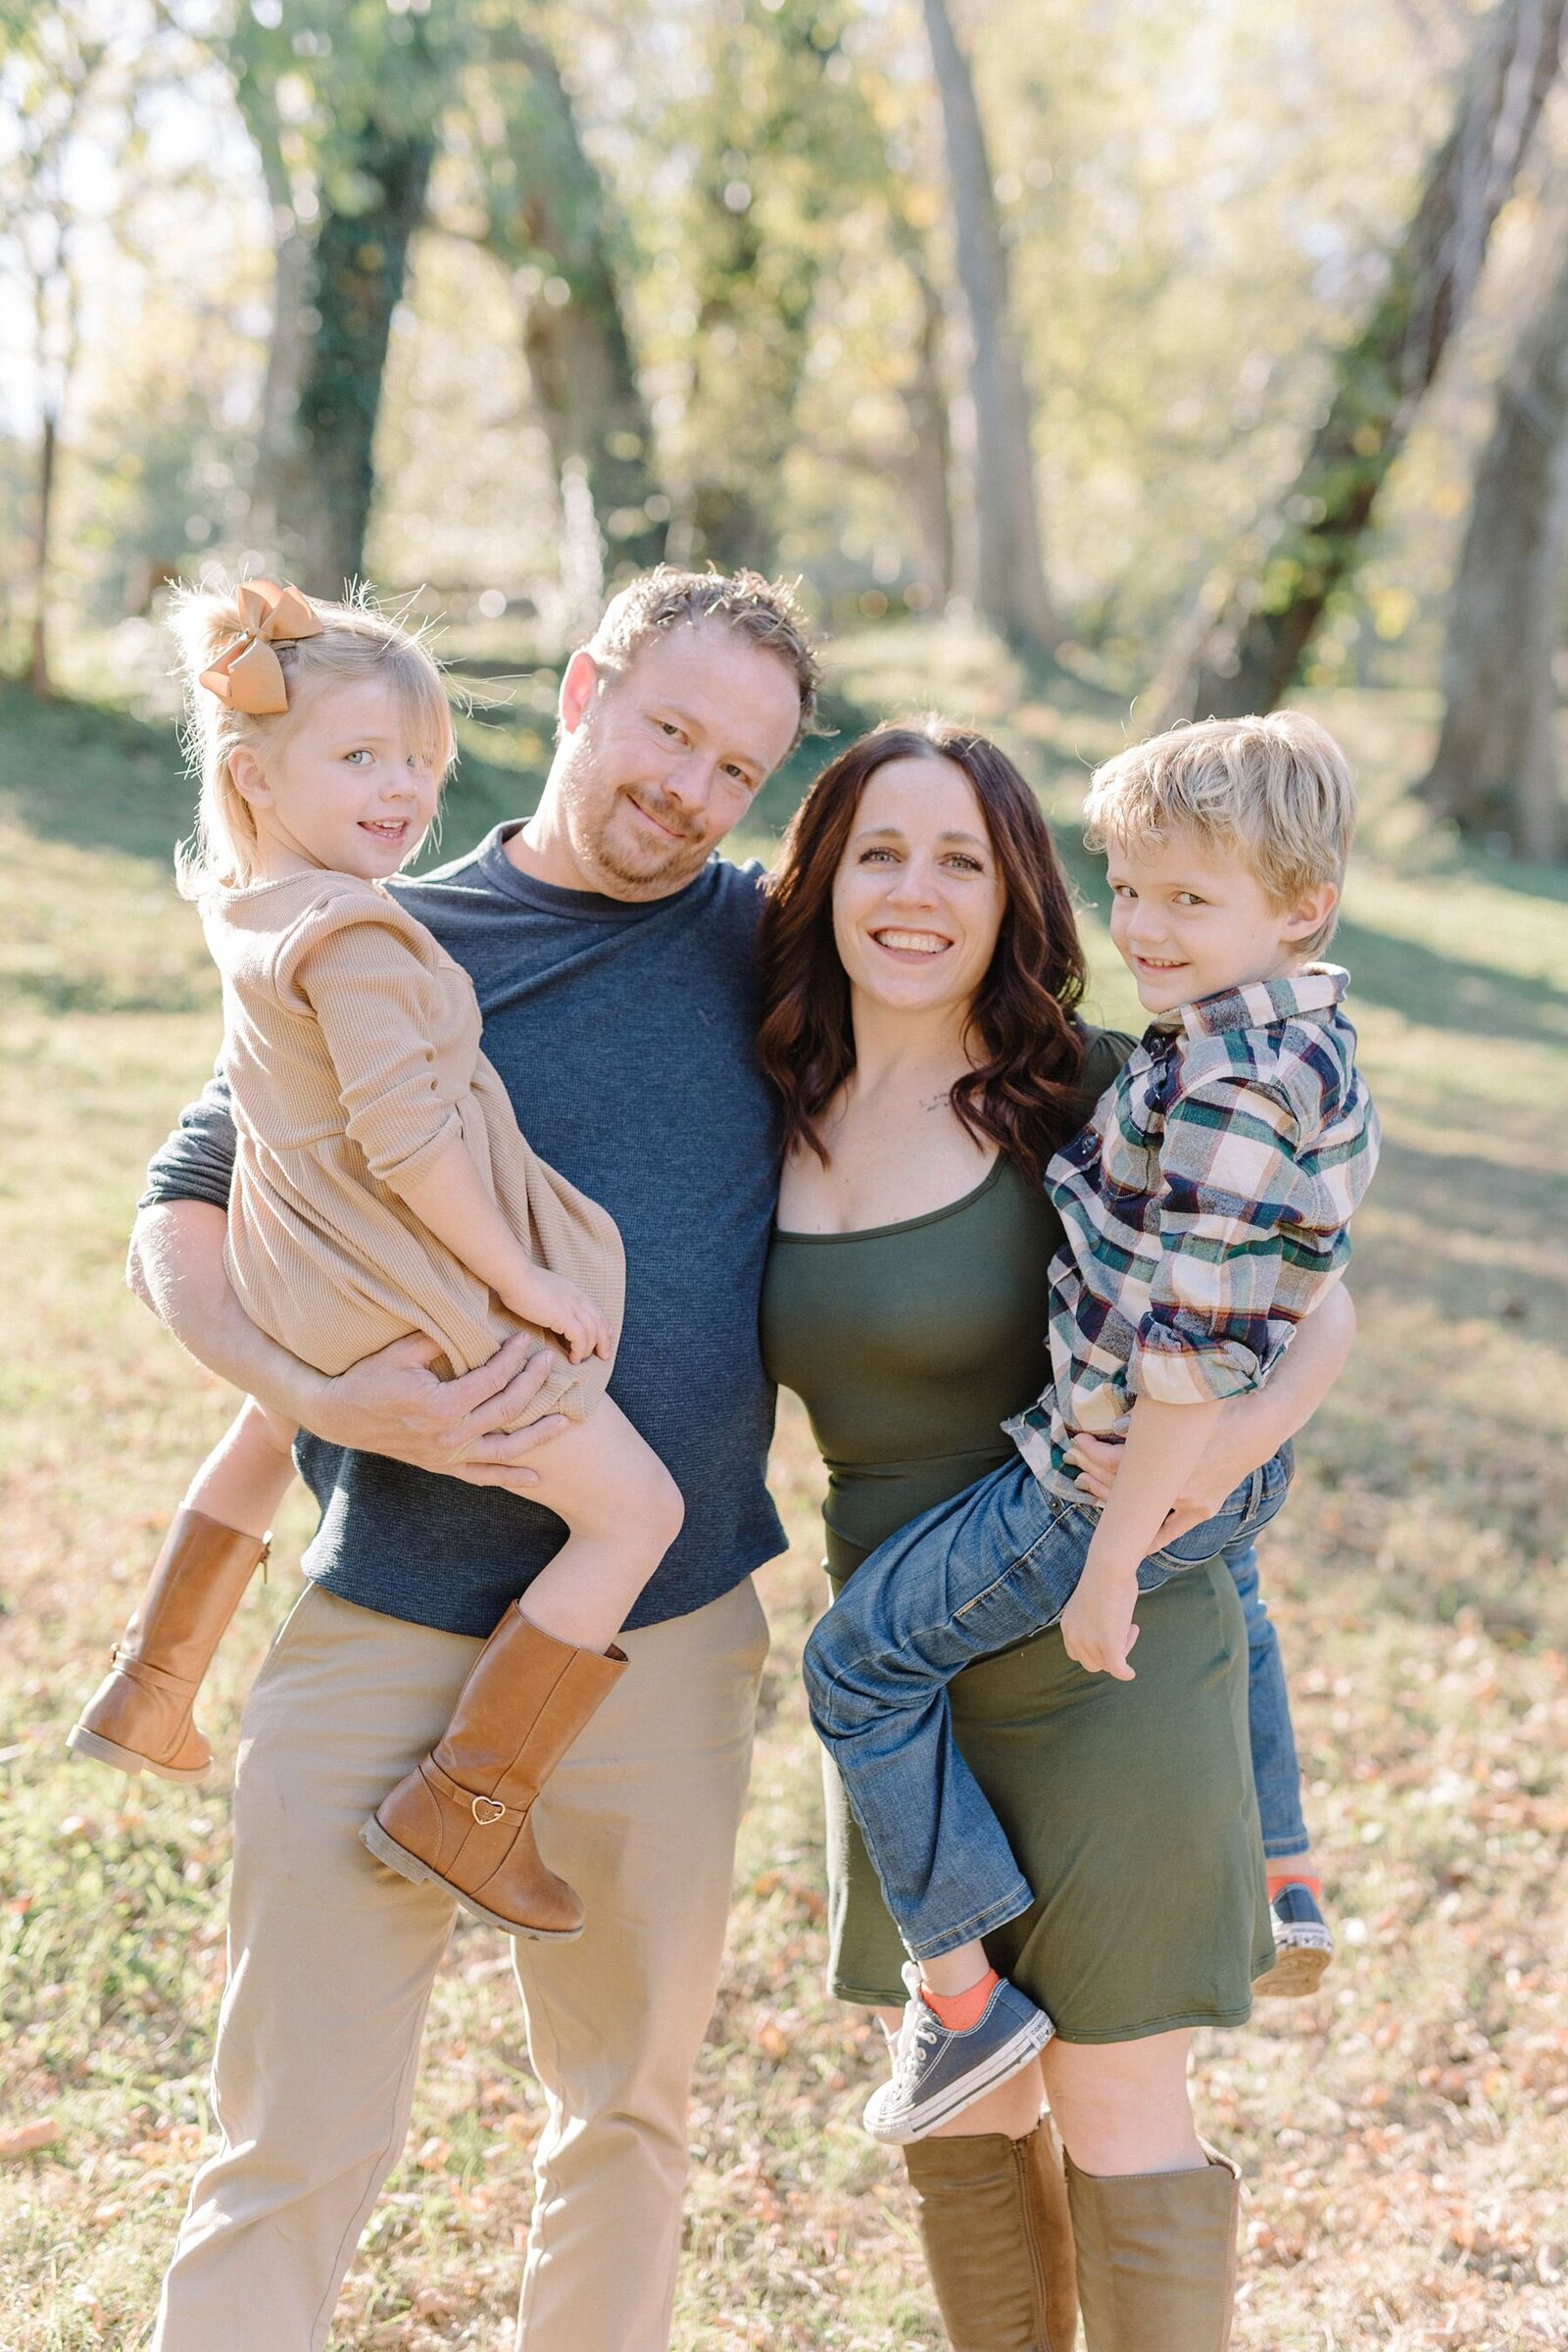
[
  {"xmin": 1174, "ymin": 0, "xmax": 1567, "ymax": 720},
  {"xmin": 1418, "ymin": 224, "xmax": 1568, "ymax": 858},
  {"xmin": 921, "ymin": 0, "xmax": 1058, "ymax": 651},
  {"xmin": 472, "ymin": 29, "xmax": 663, "ymax": 582},
  {"xmin": 28, "ymin": 409, "xmax": 57, "ymax": 699},
  {"xmin": 273, "ymin": 120, "xmax": 435, "ymax": 596}
]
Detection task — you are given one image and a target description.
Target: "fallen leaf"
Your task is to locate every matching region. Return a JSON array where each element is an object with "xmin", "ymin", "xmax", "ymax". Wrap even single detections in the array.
[{"xmin": 0, "ymin": 2118, "xmax": 59, "ymax": 2161}]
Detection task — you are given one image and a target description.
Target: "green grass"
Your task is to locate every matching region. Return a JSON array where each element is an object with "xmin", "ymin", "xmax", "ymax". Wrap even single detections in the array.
[{"xmin": 2, "ymin": 644, "xmax": 1567, "ymax": 2348}]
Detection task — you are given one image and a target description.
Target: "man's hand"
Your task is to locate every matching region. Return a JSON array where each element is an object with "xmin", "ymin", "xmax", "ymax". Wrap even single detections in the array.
[
  {"xmin": 309, "ymin": 1329, "xmax": 569, "ymax": 1492},
  {"xmin": 1059, "ymin": 1569, "xmax": 1140, "ymax": 1680},
  {"xmin": 129, "ymin": 1200, "xmax": 568, "ymax": 1496}
]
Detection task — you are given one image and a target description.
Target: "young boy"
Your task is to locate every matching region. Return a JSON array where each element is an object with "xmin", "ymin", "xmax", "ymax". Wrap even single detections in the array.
[{"xmin": 803, "ymin": 710, "xmax": 1379, "ymax": 2142}]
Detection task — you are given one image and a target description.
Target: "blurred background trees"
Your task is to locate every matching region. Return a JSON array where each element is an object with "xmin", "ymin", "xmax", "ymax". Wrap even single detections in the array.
[{"xmin": 4, "ymin": 0, "xmax": 1568, "ymax": 858}]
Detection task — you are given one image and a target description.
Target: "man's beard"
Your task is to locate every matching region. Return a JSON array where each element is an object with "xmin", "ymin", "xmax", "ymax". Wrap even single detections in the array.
[{"xmin": 563, "ymin": 738, "xmax": 712, "ymax": 896}]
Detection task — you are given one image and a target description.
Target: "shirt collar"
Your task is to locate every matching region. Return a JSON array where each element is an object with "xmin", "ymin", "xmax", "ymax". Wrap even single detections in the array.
[{"xmin": 1172, "ymin": 963, "xmax": 1348, "ymax": 1041}]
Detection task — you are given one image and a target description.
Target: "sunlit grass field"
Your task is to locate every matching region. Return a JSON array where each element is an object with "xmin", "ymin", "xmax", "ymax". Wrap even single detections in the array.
[{"xmin": 2, "ymin": 629, "xmax": 1567, "ymax": 2348}]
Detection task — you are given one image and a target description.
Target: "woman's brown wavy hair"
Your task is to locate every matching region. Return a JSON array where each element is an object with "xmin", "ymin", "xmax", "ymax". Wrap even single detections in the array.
[{"xmin": 759, "ymin": 722, "xmax": 1089, "ymax": 1185}]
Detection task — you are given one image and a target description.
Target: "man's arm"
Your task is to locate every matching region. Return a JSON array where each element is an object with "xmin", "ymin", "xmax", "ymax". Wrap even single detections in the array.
[
  {"xmin": 129, "ymin": 1192, "xmax": 568, "ymax": 1494},
  {"xmin": 1065, "ymin": 1284, "xmax": 1357, "ymax": 1537}
]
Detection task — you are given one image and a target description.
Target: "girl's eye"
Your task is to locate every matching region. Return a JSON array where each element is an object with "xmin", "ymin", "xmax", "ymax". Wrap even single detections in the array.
[
  {"xmin": 1174, "ymin": 892, "xmax": 1204, "ymax": 906},
  {"xmin": 345, "ymin": 749, "xmax": 371, "ymax": 765}
]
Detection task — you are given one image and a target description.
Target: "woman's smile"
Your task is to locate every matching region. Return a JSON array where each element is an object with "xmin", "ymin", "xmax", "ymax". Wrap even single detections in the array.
[{"xmin": 870, "ymin": 926, "xmax": 954, "ymax": 958}]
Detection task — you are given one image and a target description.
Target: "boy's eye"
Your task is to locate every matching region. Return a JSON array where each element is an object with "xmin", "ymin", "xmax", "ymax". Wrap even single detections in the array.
[
  {"xmin": 1173, "ymin": 892, "xmax": 1205, "ymax": 906},
  {"xmin": 344, "ymin": 748, "xmax": 372, "ymax": 764}
]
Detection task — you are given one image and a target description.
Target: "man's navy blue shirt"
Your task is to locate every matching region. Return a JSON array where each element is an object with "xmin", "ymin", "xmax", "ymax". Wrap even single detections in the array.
[{"xmin": 140, "ymin": 825, "xmax": 787, "ymax": 1635}]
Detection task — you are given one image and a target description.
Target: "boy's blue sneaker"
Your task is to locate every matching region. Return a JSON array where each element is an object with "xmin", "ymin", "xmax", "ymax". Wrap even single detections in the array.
[
  {"xmin": 1255, "ymin": 1882, "xmax": 1334, "ymax": 1997},
  {"xmin": 862, "ymin": 1963, "xmax": 1055, "ymax": 2143}
]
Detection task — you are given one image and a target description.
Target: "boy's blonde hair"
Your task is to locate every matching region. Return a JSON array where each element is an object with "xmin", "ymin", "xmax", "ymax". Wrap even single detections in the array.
[
  {"xmin": 169, "ymin": 578, "xmax": 456, "ymax": 896},
  {"xmin": 1083, "ymin": 710, "xmax": 1355, "ymax": 959}
]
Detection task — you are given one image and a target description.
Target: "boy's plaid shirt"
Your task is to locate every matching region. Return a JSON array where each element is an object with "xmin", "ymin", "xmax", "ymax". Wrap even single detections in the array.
[{"xmin": 1005, "ymin": 963, "xmax": 1379, "ymax": 1498}]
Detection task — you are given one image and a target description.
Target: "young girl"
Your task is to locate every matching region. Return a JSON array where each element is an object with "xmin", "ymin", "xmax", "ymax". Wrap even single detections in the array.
[{"xmin": 69, "ymin": 578, "xmax": 684, "ymax": 1940}]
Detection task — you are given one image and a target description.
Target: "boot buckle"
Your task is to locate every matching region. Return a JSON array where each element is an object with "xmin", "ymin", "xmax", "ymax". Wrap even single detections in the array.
[{"xmin": 470, "ymin": 1795, "xmax": 508, "ymax": 1827}]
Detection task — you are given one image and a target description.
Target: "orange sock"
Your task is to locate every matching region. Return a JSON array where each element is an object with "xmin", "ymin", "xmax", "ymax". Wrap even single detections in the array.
[
  {"xmin": 919, "ymin": 1969, "xmax": 1000, "ymax": 2033},
  {"xmin": 1267, "ymin": 1872, "xmax": 1322, "ymax": 1900}
]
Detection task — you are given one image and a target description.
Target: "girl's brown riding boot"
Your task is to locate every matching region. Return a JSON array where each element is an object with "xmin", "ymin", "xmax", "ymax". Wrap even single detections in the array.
[
  {"xmin": 362, "ymin": 1605, "xmax": 627, "ymax": 1938},
  {"xmin": 1064, "ymin": 2144, "xmax": 1241, "ymax": 2352},
  {"xmin": 67, "ymin": 1508, "xmax": 270, "ymax": 1781},
  {"xmin": 903, "ymin": 2116, "xmax": 1079, "ymax": 2351}
]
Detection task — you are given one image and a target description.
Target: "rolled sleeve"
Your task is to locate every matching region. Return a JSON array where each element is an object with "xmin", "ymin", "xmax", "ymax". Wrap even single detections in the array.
[
  {"xmin": 1128, "ymin": 1072, "xmax": 1311, "ymax": 1402},
  {"xmin": 294, "ymin": 922, "xmax": 462, "ymax": 1195},
  {"xmin": 138, "ymin": 1069, "xmax": 237, "ymax": 1212}
]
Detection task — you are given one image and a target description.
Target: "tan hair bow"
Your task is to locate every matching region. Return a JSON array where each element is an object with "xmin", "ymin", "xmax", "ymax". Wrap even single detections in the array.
[{"xmin": 199, "ymin": 579, "xmax": 324, "ymax": 715}]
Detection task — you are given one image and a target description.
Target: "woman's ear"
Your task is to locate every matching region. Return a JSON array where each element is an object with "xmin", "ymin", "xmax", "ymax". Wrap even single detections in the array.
[
  {"xmin": 227, "ymin": 743, "xmax": 271, "ymax": 809},
  {"xmin": 1281, "ymin": 880, "xmax": 1338, "ymax": 944}
]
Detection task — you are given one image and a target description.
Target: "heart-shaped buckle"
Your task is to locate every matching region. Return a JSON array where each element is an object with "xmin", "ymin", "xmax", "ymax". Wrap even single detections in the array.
[{"xmin": 470, "ymin": 1795, "xmax": 508, "ymax": 1827}]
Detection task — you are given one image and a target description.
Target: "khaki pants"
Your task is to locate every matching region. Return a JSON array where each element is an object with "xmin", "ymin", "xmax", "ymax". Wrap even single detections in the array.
[{"xmin": 151, "ymin": 1576, "xmax": 768, "ymax": 2352}]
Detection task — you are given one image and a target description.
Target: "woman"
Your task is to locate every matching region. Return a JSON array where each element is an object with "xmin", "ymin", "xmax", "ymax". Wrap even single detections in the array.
[{"xmin": 758, "ymin": 723, "xmax": 1350, "ymax": 2350}]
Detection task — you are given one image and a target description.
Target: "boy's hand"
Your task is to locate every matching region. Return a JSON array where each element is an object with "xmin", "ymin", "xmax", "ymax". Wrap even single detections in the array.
[
  {"xmin": 1059, "ymin": 1571, "xmax": 1140, "ymax": 1680},
  {"xmin": 504, "ymin": 1269, "xmax": 612, "ymax": 1366},
  {"xmin": 1068, "ymin": 1432, "xmax": 1240, "ymax": 1546}
]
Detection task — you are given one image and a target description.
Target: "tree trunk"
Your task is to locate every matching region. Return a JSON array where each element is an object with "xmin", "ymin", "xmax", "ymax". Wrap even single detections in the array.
[
  {"xmin": 479, "ymin": 31, "xmax": 664, "ymax": 581},
  {"xmin": 238, "ymin": 106, "xmax": 313, "ymax": 558},
  {"xmin": 1418, "ymin": 225, "xmax": 1568, "ymax": 858},
  {"xmin": 921, "ymin": 0, "xmax": 1058, "ymax": 651},
  {"xmin": 1175, "ymin": 0, "xmax": 1567, "ymax": 720},
  {"xmin": 28, "ymin": 409, "xmax": 57, "ymax": 699},
  {"xmin": 270, "ymin": 119, "xmax": 434, "ymax": 597},
  {"xmin": 896, "ymin": 230, "xmax": 957, "ymax": 603}
]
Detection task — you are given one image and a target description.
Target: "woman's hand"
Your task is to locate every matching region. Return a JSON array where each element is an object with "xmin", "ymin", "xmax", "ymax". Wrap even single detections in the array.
[
  {"xmin": 1067, "ymin": 1426, "xmax": 1249, "ymax": 1546},
  {"xmin": 1058, "ymin": 1568, "xmax": 1140, "ymax": 1680},
  {"xmin": 1064, "ymin": 1288, "xmax": 1356, "ymax": 1543},
  {"xmin": 501, "ymin": 1269, "xmax": 612, "ymax": 1366}
]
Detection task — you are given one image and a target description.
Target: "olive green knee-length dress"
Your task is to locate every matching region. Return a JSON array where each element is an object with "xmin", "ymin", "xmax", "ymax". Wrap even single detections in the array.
[{"xmin": 760, "ymin": 1033, "xmax": 1272, "ymax": 2041}]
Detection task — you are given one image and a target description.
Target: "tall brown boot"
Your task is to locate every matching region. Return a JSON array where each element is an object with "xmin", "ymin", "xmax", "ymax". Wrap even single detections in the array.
[
  {"xmin": 67, "ymin": 1508, "xmax": 270, "ymax": 1782},
  {"xmin": 1064, "ymin": 2145, "xmax": 1240, "ymax": 2352},
  {"xmin": 904, "ymin": 2117, "xmax": 1079, "ymax": 2350},
  {"xmin": 362, "ymin": 1605, "xmax": 626, "ymax": 1939}
]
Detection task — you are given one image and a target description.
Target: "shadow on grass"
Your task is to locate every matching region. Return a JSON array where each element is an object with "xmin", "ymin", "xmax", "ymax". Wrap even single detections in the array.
[
  {"xmin": 7, "ymin": 680, "xmax": 1565, "ymax": 1049},
  {"xmin": 1333, "ymin": 915, "xmax": 1568, "ymax": 1046}
]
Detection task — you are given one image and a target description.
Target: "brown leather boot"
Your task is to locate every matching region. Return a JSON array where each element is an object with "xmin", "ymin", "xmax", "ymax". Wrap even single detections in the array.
[
  {"xmin": 903, "ymin": 2116, "xmax": 1079, "ymax": 2350},
  {"xmin": 1065, "ymin": 2145, "xmax": 1241, "ymax": 2351},
  {"xmin": 361, "ymin": 1605, "xmax": 626, "ymax": 1938},
  {"xmin": 67, "ymin": 1507, "xmax": 270, "ymax": 1782}
]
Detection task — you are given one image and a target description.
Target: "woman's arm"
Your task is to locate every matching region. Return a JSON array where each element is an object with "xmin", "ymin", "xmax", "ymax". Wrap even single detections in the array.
[
  {"xmin": 127, "ymin": 1199, "xmax": 568, "ymax": 1491},
  {"xmin": 1066, "ymin": 1284, "xmax": 1357, "ymax": 1539}
]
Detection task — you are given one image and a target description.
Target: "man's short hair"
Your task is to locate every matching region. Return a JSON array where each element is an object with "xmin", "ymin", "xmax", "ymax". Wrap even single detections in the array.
[
  {"xmin": 584, "ymin": 566, "xmax": 821, "ymax": 751},
  {"xmin": 1083, "ymin": 710, "xmax": 1356, "ymax": 959}
]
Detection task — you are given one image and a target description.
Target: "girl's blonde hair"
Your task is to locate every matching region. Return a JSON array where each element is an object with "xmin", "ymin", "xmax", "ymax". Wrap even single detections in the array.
[
  {"xmin": 1083, "ymin": 710, "xmax": 1356, "ymax": 959},
  {"xmin": 169, "ymin": 578, "xmax": 456, "ymax": 896}
]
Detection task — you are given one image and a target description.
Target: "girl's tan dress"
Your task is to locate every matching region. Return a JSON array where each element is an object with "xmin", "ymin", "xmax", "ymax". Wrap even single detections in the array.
[{"xmin": 202, "ymin": 869, "xmax": 623, "ymax": 1425}]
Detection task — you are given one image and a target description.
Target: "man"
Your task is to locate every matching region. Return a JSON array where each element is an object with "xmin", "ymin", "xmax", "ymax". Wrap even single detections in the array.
[{"xmin": 128, "ymin": 567, "xmax": 815, "ymax": 2352}]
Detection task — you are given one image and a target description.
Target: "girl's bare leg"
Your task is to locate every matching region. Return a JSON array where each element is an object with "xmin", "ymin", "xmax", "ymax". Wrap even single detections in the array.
[
  {"xmin": 181, "ymin": 1396, "xmax": 298, "ymax": 1539},
  {"xmin": 509, "ymin": 1396, "xmax": 685, "ymax": 1652}
]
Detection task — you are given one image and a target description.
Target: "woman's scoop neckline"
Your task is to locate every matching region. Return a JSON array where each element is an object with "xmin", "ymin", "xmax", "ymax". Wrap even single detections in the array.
[{"xmin": 772, "ymin": 1151, "xmax": 1006, "ymax": 1246}]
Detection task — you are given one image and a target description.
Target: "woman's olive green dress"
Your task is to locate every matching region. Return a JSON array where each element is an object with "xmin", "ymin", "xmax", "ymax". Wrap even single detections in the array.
[{"xmin": 760, "ymin": 1032, "xmax": 1272, "ymax": 2040}]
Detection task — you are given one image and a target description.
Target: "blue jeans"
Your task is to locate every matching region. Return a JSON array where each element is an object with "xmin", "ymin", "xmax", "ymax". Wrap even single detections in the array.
[
  {"xmin": 1225, "ymin": 1538, "xmax": 1309, "ymax": 1857},
  {"xmin": 804, "ymin": 1447, "xmax": 1294, "ymax": 1962}
]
